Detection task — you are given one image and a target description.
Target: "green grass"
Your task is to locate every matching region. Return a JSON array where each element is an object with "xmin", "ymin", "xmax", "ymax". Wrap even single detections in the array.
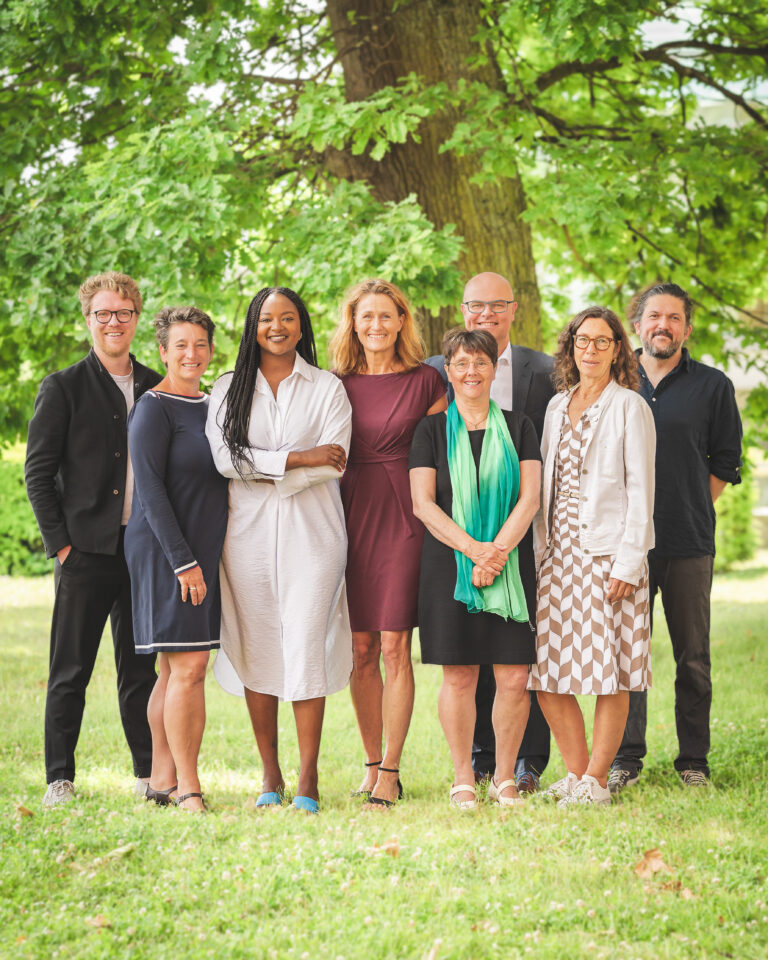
[{"xmin": 1, "ymin": 559, "xmax": 767, "ymax": 959}]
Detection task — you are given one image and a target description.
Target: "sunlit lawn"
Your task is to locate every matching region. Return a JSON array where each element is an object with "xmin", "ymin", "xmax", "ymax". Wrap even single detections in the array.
[{"xmin": 1, "ymin": 557, "xmax": 766, "ymax": 959}]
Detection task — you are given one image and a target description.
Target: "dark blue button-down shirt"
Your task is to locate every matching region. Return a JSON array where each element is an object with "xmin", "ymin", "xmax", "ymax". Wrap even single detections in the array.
[{"xmin": 636, "ymin": 348, "xmax": 742, "ymax": 557}]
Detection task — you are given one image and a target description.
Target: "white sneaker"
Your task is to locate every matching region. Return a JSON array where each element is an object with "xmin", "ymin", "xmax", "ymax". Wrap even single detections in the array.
[
  {"xmin": 544, "ymin": 771, "xmax": 580, "ymax": 800},
  {"xmin": 134, "ymin": 778, "xmax": 150, "ymax": 798},
  {"xmin": 43, "ymin": 779, "xmax": 75, "ymax": 808},
  {"xmin": 558, "ymin": 774, "xmax": 611, "ymax": 808}
]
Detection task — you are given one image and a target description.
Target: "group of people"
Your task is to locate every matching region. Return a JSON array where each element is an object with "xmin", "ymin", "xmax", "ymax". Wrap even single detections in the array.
[{"xmin": 25, "ymin": 268, "xmax": 743, "ymax": 812}]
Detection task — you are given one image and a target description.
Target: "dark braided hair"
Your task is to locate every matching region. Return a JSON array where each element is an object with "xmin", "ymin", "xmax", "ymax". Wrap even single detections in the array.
[{"xmin": 221, "ymin": 287, "xmax": 318, "ymax": 476}]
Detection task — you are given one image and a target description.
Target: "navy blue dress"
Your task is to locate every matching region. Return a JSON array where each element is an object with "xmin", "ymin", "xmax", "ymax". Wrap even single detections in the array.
[{"xmin": 125, "ymin": 391, "xmax": 228, "ymax": 653}]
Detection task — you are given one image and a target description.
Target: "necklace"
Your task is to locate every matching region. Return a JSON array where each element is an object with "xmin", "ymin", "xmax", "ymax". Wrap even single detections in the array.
[{"xmin": 463, "ymin": 413, "xmax": 488, "ymax": 430}]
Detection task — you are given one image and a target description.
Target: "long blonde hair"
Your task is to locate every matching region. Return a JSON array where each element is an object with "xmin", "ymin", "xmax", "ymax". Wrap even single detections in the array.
[{"xmin": 330, "ymin": 278, "xmax": 425, "ymax": 375}]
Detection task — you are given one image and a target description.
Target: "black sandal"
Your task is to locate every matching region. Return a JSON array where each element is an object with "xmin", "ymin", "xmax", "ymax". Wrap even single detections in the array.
[
  {"xmin": 175, "ymin": 792, "xmax": 207, "ymax": 812},
  {"xmin": 145, "ymin": 784, "xmax": 178, "ymax": 806},
  {"xmin": 366, "ymin": 766, "xmax": 404, "ymax": 808},
  {"xmin": 350, "ymin": 760, "xmax": 382, "ymax": 799}
]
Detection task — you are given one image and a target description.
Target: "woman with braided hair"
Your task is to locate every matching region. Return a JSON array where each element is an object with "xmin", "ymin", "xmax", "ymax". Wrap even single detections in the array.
[{"xmin": 206, "ymin": 287, "xmax": 353, "ymax": 813}]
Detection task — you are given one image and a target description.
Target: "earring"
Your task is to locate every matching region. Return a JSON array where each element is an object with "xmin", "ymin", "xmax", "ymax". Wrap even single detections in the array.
[{"xmin": 611, "ymin": 358, "xmax": 617, "ymax": 365}]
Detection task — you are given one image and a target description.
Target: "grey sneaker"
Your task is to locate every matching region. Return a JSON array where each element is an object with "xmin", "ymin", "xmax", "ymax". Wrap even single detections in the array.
[
  {"xmin": 608, "ymin": 767, "xmax": 639, "ymax": 795},
  {"xmin": 679, "ymin": 769, "xmax": 711, "ymax": 787},
  {"xmin": 544, "ymin": 771, "xmax": 580, "ymax": 800},
  {"xmin": 558, "ymin": 774, "xmax": 611, "ymax": 808},
  {"xmin": 43, "ymin": 779, "xmax": 75, "ymax": 808}
]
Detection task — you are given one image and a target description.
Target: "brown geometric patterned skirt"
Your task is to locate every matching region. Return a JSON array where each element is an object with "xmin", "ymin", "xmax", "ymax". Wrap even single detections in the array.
[{"xmin": 528, "ymin": 412, "xmax": 651, "ymax": 695}]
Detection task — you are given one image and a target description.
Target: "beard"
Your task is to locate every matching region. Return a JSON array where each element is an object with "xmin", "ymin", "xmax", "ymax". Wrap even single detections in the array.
[{"xmin": 640, "ymin": 331, "xmax": 683, "ymax": 359}]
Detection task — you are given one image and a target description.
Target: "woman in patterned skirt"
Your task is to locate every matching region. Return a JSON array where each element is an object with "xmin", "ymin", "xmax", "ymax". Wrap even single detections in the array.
[{"xmin": 529, "ymin": 307, "xmax": 656, "ymax": 806}]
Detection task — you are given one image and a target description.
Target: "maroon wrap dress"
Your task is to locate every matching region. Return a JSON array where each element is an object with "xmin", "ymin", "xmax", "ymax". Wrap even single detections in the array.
[{"xmin": 339, "ymin": 364, "xmax": 446, "ymax": 632}]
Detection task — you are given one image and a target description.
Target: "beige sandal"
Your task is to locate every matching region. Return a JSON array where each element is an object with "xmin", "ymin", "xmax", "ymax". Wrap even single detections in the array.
[
  {"xmin": 449, "ymin": 783, "xmax": 477, "ymax": 810},
  {"xmin": 488, "ymin": 777, "xmax": 524, "ymax": 808}
]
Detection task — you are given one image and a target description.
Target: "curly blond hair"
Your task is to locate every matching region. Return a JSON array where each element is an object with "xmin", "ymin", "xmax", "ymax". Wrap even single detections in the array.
[
  {"xmin": 330, "ymin": 278, "xmax": 425, "ymax": 375},
  {"xmin": 78, "ymin": 272, "xmax": 142, "ymax": 317}
]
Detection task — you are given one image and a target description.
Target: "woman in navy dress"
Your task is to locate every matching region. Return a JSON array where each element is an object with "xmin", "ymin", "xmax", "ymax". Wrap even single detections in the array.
[
  {"xmin": 331, "ymin": 279, "xmax": 446, "ymax": 807},
  {"xmin": 125, "ymin": 306, "xmax": 228, "ymax": 811}
]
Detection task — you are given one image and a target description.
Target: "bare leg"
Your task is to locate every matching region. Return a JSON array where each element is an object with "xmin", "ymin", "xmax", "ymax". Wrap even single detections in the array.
[
  {"xmin": 536, "ymin": 691, "xmax": 589, "ymax": 779},
  {"xmin": 586, "ymin": 692, "xmax": 630, "ymax": 786},
  {"xmin": 244, "ymin": 688, "xmax": 284, "ymax": 796},
  {"xmin": 491, "ymin": 664, "xmax": 530, "ymax": 800},
  {"xmin": 147, "ymin": 653, "xmax": 176, "ymax": 792},
  {"xmin": 438, "ymin": 665, "xmax": 480, "ymax": 803},
  {"xmin": 370, "ymin": 629, "xmax": 414, "ymax": 804},
  {"xmin": 164, "ymin": 651, "xmax": 209, "ymax": 811},
  {"xmin": 293, "ymin": 697, "xmax": 325, "ymax": 801},
  {"xmin": 350, "ymin": 631, "xmax": 383, "ymax": 791}
]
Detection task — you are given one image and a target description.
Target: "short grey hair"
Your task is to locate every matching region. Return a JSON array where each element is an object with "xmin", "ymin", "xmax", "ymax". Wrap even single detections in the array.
[{"xmin": 153, "ymin": 306, "xmax": 215, "ymax": 348}]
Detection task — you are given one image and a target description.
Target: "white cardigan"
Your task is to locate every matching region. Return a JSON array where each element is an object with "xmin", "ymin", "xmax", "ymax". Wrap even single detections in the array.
[{"xmin": 533, "ymin": 379, "xmax": 656, "ymax": 585}]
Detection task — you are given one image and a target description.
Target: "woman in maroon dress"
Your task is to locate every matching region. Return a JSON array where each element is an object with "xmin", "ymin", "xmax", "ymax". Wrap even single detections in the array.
[{"xmin": 331, "ymin": 279, "xmax": 447, "ymax": 806}]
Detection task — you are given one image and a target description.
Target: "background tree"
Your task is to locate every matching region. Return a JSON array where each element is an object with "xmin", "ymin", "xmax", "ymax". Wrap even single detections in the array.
[{"xmin": 2, "ymin": 0, "xmax": 767, "ymax": 438}]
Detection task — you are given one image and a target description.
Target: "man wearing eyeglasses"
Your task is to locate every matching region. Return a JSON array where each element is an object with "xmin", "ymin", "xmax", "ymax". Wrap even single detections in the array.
[
  {"xmin": 426, "ymin": 272, "xmax": 555, "ymax": 792},
  {"xmin": 25, "ymin": 272, "xmax": 161, "ymax": 807}
]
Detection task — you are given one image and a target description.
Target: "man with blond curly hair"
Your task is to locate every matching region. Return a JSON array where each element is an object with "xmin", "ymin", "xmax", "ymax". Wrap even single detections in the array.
[{"xmin": 26, "ymin": 272, "xmax": 162, "ymax": 807}]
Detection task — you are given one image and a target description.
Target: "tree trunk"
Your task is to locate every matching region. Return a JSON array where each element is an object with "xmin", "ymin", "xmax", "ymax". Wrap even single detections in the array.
[{"xmin": 324, "ymin": 0, "xmax": 542, "ymax": 353}]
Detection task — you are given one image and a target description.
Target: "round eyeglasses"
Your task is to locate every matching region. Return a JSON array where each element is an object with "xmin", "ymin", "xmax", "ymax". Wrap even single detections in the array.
[
  {"xmin": 90, "ymin": 309, "xmax": 136, "ymax": 324},
  {"xmin": 573, "ymin": 335, "xmax": 617, "ymax": 351}
]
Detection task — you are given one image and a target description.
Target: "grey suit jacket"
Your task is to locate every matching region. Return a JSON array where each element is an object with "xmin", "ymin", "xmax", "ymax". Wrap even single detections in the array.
[{"xmin": 425, "ymin": 344, "xmax": 555, "ymax": 441}]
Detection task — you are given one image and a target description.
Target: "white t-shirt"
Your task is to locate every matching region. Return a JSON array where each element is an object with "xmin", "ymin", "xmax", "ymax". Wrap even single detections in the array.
[
  {"xmin": 490, "ymin": 342, "xmax": 513, "ymax": 411},
  {"xmin": 110, "ymin": 369, "xmax": 135, "ymax": 525}
]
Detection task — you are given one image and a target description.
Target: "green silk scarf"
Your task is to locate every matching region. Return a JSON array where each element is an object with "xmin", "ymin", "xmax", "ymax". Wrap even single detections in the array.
[{"xmin": 446, "ymin": 400, "xmax": 529, "ymax": 621}]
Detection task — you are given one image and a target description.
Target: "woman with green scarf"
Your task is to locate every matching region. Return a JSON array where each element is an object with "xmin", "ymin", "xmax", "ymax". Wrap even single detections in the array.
[{"xmin": 409, "ymin": 329, "xmax": 542, "ymax": 809}]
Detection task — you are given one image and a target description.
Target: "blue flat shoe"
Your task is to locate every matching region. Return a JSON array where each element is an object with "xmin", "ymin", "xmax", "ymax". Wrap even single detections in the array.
[
  {"xmin": 290, "ymin": 795, "xmax": 319, "ymax": 814},
  {"xmin": 256, "ymin": 790, "xmax": 284, "ymax": 808}
]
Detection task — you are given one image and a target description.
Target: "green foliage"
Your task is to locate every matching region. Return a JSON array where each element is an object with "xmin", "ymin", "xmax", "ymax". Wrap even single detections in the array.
[
  {"xmin": 1, "ymin": 0, "xmax": 767, "ymax": 438},
  {"xmin": 0, "ymin": 459, "xmax": 48, "ymax": 576},
  {"xmin": 715, "ymin": 460, "xmax": 757, "ymax": 572}
]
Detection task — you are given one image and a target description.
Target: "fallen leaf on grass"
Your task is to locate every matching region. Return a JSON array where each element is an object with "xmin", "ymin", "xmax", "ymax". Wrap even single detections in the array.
[
  {"xmin": 103, "ymin": 842, "xmax": 136, "ymax": 860},
  {"xmin": 634, "ymin": 848, "xmax": 672, "ymax": 878},
  {"xmin": 14, "ymin": 804, "xmax": 34, "ymax": 818},
  {"xmin": 660, "ymin": 879, "xmax": 696, "ymax": 899},
  {"xmin": 85, "ymin": 915, "xmax": 111, "ymax": 929},
  {"xmin": 424, "ymin": 939, "xmax": 442, "ymax": 960},
  {"xmin": 365, "ymin": 838, "xmax": 400, "ymax": 857}
]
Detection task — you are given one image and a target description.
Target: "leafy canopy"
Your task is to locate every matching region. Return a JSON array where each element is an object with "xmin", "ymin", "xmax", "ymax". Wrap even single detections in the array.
[{"xmin": 1, "ymin": 0, "xmax": 767, "ymax": 437}]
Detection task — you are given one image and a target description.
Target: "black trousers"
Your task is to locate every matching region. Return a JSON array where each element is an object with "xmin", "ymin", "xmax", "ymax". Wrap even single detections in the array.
[
  {"xmin": 45, "ymin": 531, "xmax": 156, "ymax": 783},
  {"xmin": 471, "ymin": 665, "xmax": 551, "ymax": 777},
  {"xmin": 615, "ymin": 554, "xmax": 714, "ymax": 775}
]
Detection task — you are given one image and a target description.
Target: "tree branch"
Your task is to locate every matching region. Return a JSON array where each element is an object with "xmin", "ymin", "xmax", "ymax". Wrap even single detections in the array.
[{"xmin": 625, "ymin": 222, "xmax": 768, "ymax": 325}]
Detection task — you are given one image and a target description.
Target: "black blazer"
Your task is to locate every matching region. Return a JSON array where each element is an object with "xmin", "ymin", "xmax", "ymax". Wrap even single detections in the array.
[
  {"xmin": 425, "ymin": 344, "xmax": 555, "ymax": 440},
  {"xmin": 25, "ymin": 349, "xmax": 162, "ymax": 558}
]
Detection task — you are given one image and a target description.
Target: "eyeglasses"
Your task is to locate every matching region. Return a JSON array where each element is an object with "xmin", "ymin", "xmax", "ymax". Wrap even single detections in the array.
[
  {"xmin": 462, "ymin": 300, "xmax": 514, "ymax": 314},
  {"xmin": 448, "ymin": 359, "xmax": 492, "ymax": 373},
  {"xmin": 90, "ymin": 309, "xmax": 136, "ymax": 324},
  {"xmin": 573, "ymin": 335, "xmax": 617, "ymax": 351}
]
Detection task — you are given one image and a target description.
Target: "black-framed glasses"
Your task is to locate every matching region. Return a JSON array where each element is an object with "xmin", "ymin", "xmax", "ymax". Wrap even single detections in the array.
[
  {"xmin": 462, "ymin": 299, "xmax": 514, "ymax": 314},
  {"xmin": 573, "ymin": 334, "xmax": 617, "ymax": 351},
  {"xmin": 90, "ymin": 309, "xmax": 136, "ymax": 324}
]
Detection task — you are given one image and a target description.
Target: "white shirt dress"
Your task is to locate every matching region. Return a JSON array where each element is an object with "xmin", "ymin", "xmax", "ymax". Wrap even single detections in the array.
[{"xmin": 205, "ymin": 355, "xmax": 353, "ymax": 701}]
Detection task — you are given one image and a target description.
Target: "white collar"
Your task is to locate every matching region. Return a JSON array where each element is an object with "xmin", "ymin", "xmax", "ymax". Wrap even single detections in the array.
[
  {"xmin": 255, "ymin": 353, "xmax": 316, "ymax": 395},
  {"xmin": 497, "ymin": 342, "xmax": 512, "ymax": 365}
]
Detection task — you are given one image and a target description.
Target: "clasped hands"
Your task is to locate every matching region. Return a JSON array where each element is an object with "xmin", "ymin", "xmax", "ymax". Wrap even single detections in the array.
[{"xmin": 468, "ymin": 540, "xmax": 509, "ymax": 589}]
